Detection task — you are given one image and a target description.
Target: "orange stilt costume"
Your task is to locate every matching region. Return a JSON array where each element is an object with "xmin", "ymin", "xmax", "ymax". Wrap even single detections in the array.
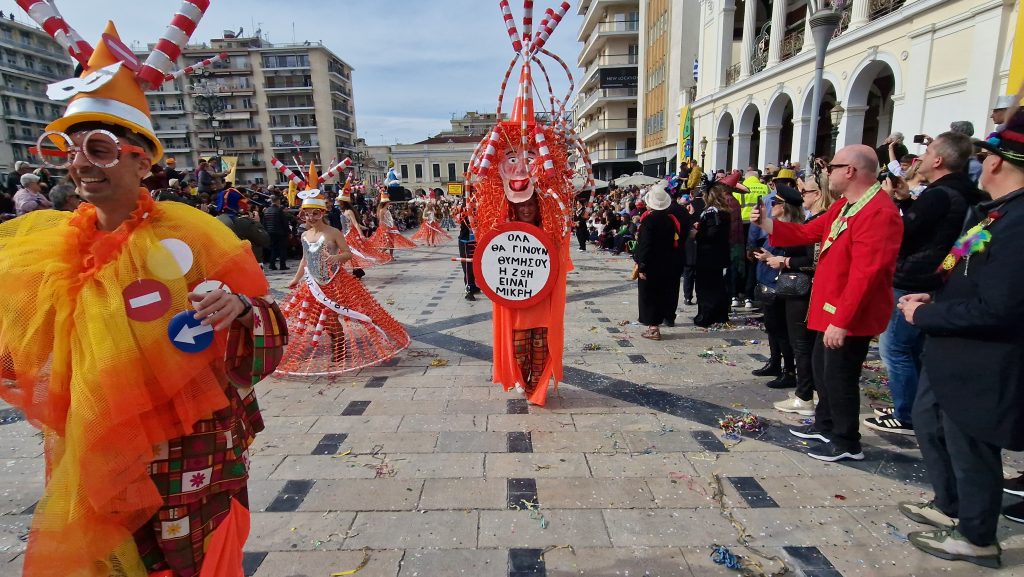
[
  {"xmin": 0, "ymin": 5, "xmax": 286, "ymax": 576},
  {"xmin": 276, "ymin": 171, "xmax": 409, "ymax": 377},
  {"xmin": 467, "ymin": 1, "xmax": 594, "ymax": 406},
  {"xmin": 370, "ymin": 191, "xmax": 418, "ymax": 251}
]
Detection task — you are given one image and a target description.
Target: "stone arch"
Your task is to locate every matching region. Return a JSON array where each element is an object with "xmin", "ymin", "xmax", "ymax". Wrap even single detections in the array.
[
  {"xmin": 737, "ymin": 101, "xmax": 764, "ymax": 169},
  {"xmin": 844, "ymin": 52, "xmax": 902, "ymax": 149},
  {"xmin": 765, "ymin": 89, "xmax": 798, "ymax": 165},
  {"xmin": 715, "ymin": 110, "xmax": 735, "ymax": 171},
  {"xmin": 799, "ymin": 76, "xmax": 840, "ymax": 160}
]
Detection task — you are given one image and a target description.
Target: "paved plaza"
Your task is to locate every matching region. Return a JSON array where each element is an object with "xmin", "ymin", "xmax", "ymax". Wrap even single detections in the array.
[{"xmin": 2, "ymin": 237, "xmax": 1024, "ymax": 576}]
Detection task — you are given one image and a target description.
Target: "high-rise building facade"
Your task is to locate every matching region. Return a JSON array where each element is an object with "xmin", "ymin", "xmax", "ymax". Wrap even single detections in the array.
[
  {"xmin": 137, "ymin": 31, "xmax": 356, "ymax": 186},
  {"xmin": 575, "ymin": 0, "xmax": 642, "ymax": 181},
  {"xmin": 0, "ymin": 16, "xmax": 73, "ymax": 172}
]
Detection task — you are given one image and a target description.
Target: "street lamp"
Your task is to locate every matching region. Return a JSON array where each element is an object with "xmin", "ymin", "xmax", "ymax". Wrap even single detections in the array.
[
  {"xmin": 190, "ymin": 70, "xmax": 226, "ymax": 167},
  {"xmin": 829, "ymin": 102, "xmax": 845, "ymax": 157},
  {"xmin": 699, "ymin": 136, "xmax": 708, "ymax": 171},
  {"xmin": 805, "ymin": 6, "xmax": 842, "ymax": 166}
]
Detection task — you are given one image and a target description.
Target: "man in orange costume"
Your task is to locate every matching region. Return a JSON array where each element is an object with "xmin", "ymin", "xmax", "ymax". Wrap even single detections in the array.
[{"xmin": 0, "ymin": 12, "xmax": 285, "ymax": 577}]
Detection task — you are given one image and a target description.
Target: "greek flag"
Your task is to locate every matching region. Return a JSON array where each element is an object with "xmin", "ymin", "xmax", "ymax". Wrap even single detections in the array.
[{"xmin": 692, "ymin": 59, "xmax": 699, "ymax": 82}]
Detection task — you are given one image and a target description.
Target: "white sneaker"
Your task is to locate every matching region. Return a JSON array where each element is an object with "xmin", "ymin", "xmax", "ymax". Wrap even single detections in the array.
[
  {"xmin": 730, "ymin": 298, "xmax": 740, "ymax": 307},
  {"xmin": 774, "ymin": 396, "xmax": 816, "ymax": 416},
  {"xmin": 744, "ymin": 299, "xmax": 755, "ymax": 309}
]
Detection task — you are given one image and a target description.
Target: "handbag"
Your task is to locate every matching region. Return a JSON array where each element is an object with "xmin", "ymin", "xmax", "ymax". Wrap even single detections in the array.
[
  {"xmin": 755, "ymin": 282, "xmax": 777, "ymax": 303},
  {"xmin": 775, "ymin": 271, "xmax": 812, "ymax": 298}
]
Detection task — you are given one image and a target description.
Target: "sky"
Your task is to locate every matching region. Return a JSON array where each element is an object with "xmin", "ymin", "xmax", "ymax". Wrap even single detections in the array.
[{"xmin": 4, "ymin": 0, "xmax": 584, "ymax": 146}]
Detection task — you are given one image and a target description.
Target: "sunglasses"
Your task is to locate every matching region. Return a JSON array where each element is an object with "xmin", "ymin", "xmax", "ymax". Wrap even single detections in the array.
[
  {"xmin": 826, "ymin": 163, "xmax": 852, "ymax": 174},
  {"xmin": 976, "ymin": 151, "xmax": 992, "ymax": 162}
]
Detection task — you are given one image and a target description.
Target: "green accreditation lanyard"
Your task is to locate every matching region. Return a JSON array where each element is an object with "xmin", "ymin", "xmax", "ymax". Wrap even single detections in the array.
[{"xmin": 820, "ymin": 182, "xmax": 881, "ymax": 254}]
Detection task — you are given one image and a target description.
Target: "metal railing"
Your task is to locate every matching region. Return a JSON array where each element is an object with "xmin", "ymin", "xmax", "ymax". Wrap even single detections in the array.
[
  {"xmin": 870, "ymin": 0, "xmax": 906, "ymax": 20},
  {"xmin": 597, "ymin": 20, "xmax": 640, "ymax": 33},
  {"xmin": 781, "ymin": 29, "xmax": 805, "ymax": 62},
  {"xmin": 834, "ymin": 6, "xmax": 852, "ymax": 37},
  {"xmin": 591, "ymin": 148, "xmax": 636, "ymax": 161},
  {"xmin": 724, "ymin": 63, "xmax": 741, "ymax": 87}
]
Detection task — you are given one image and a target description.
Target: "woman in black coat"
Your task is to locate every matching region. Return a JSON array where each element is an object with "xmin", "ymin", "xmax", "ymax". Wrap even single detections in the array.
[
  {"xmin": 634, "ymin": 186, "xmax": 683, "ymax": 340},
  {"xmin": 692, "ymin": 183, "xmax": 733, "ymax": 327}
]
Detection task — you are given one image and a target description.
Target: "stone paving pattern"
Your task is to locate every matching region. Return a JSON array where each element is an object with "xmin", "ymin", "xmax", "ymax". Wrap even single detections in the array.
[{"xmin": 3, "ymin": 237, "xmax": 1024, "ymax": 576}]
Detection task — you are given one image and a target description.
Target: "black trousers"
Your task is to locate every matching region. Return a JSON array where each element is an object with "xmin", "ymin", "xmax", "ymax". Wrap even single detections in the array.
[
  {"xmin": 575, "ymin": 226, "xmax": 588, "ymax": 251},
  {"xmin": 458, "ymin": 239, "xmax": 478, "ymax": 293},
  {"xmin": 268, "ymin": 234, "xmax": 288, "ymax": 267},
  {"xmin": 694, "ymin": 265, "xmax": 729, "ymax": 327},
  {"xmin": 811, "ymin": 332, "xmax": 872, "ymax": 452},
  {"xmin": 784, "ymin": 297, "xmax": 815, "ymax": 401},
  {"xmin": 682, "ymin": 266, "xmax": 696, "ymax": 302},
  {"xmin": 914, "ymin": 370, "xmax": 1003, "ymax": 546},
  {"xmin": 638, "ymin": 271, "xmax": 680, "ymax": 326},
  {"xmin": 761, "ymin": 298, "xmax": 793, "ymax": 371}
]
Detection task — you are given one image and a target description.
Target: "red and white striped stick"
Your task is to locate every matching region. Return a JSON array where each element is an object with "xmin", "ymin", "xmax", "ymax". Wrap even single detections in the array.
[
  {"xmin": 319, "ymin": 157, "xmax": 353, "ymax": 184},
  {"xmin": 473, "ymin": 129, "xmax": 502, "ymax": 175},
  {"xmin": 530, "ymin": 2, "xmax": 570, "ymax": 53},
  {"xmin": 498, "ymin": 0, "xmax": 523, "ymax": 53},
  {"xmin": 311, "ymin": 311, "xmax": 327, "ymax": 346},
  {"xmin": 271, "ymin": 157, "xmax": 307, "ymax": 187},
  {"xmin": 522, "ymin": 0, "xmax": 534, "ymax": 45},
  {"xmin": 165, "ymin": 52, "xmax": 228, "ymax": 81},
  {"xmin": 137, "ymin": 0, "xmax": 211, "ymax": 90},
  {"xmin": 16, "ymin": 1, "xmax": 93, "ymax": 67},
  {"xmin": 534, "ymin": 129, "xmax": 555, "ymax": 176}
]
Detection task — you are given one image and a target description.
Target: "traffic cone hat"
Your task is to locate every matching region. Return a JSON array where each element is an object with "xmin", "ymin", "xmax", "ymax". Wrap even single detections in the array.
[
  {"xmin": 298, "ymin": 162, "xmax": 327, "ymax": 210},
  {"xmin": 45, "ymin": 22, "xmax": 163, "ymax": 161}
]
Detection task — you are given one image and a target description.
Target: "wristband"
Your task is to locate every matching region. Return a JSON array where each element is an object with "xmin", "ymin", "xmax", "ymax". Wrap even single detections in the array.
[{"xmin": 236, "ymin": 294, "xmax": 253, "ymax": 318}]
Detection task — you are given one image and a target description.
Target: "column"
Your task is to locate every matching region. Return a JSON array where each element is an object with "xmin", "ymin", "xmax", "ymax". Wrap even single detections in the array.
[
  {"xmin": 766, "ymin": 0, "xmax": 787, "ymax": 67},
  {"xmin": 715, "ymin": 0, "xmax": 738, "ymax": 89},
  {"xmin": 801, "ymin": 5, "xmax": 813, "ymax": 53},
  {"xmin": 849, "ymin": 0, "xmax": 870, "ymax": 30},
  {"xmin": 735, "ymin": 130, "xmax": 752, "ymax": 170},
  {"xmin": 964, "ymin": 5, "xmax": 1005, "ymax": 134},
  {"xmin": 713, "ymin": 136, "xmax": 731, "ymax": 171},
  {"xmin": 792, "ymin": 115, "xmax": 811, "ymax": 167},
  {"xmin": 739, "ymin": 0, "xmax": 757, "ymax": 79},
  {"xmin": 841, "ymin": 105, "xmax": 868, "ymax": 148},
  {"xmin": 761, "ymin": 124, "xmax": 782, "ymax": 166}
]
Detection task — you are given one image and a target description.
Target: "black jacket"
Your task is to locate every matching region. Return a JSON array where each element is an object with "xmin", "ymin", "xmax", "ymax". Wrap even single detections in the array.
[
  {"xmin": 634, "ymin": 209, "xmax": 683, "ymax": 275},
  {"xmin": 916, "ymin": 187, "xmax": 1024, "ymax": 450},
  {"xmin": 694, "ymin": 206, "xmax": 731, "ymax": 269},
  {"xmin": 894, "ymin": 172, "xmax": 987, "ymax": 292},
  {"xmin": 262, "ymin": 204, "xmax": 289, "ymax": 235}
]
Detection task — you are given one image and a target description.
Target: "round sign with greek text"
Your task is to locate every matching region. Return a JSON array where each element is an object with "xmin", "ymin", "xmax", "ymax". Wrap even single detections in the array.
[{"xmin": 473, "ymin": 222, "xmax": 560, "ymax": 309}]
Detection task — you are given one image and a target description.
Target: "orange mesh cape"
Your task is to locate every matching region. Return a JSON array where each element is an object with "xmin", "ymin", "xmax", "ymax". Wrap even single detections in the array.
[
  {"xmin": 471, "ymin": 121, "xmax": 574, "ymax": 406},
  {"xmin": 0, "ymin": 191, "xmax": 268, "ymax": 576}
]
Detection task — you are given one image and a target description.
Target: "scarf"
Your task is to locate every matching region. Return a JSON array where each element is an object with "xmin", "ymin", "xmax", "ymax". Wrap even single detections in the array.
[{"xmin": 821, "ymin": 182, "xmax": 881, "ymax": 254}]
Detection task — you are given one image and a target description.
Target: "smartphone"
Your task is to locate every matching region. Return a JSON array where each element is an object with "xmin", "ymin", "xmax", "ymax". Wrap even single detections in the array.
[{"xmin": 913, "ymin": 134, "xmax": 926, "ymax": 144}]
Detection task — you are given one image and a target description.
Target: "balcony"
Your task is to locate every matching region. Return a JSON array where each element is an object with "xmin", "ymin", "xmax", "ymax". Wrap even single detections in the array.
[
  {"xmin": 153, "ymin": 125, "xmax": 189, "ymax": 134},
  {"xmin": 579, "ymin": 19, "xmax": 639, "ymax": 66},
  {"xmin": 263, "ymin": 84, "xmax": 313, "ymax": 93},
  {"xmin": 578, "ymin": 87, "xmax": 638, "ymax": 118},
  {"xmin": 267, "ymin": 102, "xmax": 315, "ymax": 111},
  {"xmin": 581, "ymin": 54, "xmax": 638, "ymax": 89},
  {"xmin": 577, "ymin": 0, "xmax": 635, "ymax": 41},
  {"xmin": 724, "ymin": 63, "xmax": 741, "ymax": 87},
  {"xmin": 580, "ymin": 117, "xmax": 637, "ymax": 141},
  {"xmin": 273, "ymin": 140, "xmax": 319, "ymax": 149},
  {"xmin": 590, "ymin": 148, "xmax": 636, "ymax": 162},
  {"xmin": 152, "ymin": 105, "xmax": 187, "ymax": 115},
  {"xmin": 269, "ymin": 124, "xmax": 317, "ymax": 131}
]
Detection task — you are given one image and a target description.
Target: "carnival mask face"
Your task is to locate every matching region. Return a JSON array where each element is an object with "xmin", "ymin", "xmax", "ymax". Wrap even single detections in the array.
[{"xmin": 498, "ymin": 149, "xmax": 538, "ymax": 204}]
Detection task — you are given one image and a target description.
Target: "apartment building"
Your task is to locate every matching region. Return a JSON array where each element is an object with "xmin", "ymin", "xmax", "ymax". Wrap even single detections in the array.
[
  {"xmin": 138, "ymin": 31, "xmax": 357, "ymax": 186},
  {"xmin": 575, "ymin": 0, "xmax": 642, "ymax": 181},
  {"xmin": 691, "ymin": 0, "xmax": 1016, "ymax": 172},
  {"xmin": 635, "ymin": 0, "xmax": 700, "ymax": 177},
  {"xmin": 0, "ymin": 16, "xmax": 73, "ymax": 172}
]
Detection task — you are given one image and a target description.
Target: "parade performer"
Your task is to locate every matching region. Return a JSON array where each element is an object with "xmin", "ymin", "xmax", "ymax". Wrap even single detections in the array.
[
  {"xmin": 456, "ymin": 196, "xmax": 481, "ymax": 300},
  {"xmin": 0, "ymin": 8, "xmax": 286, "ymax": 577},
  {"xmin": 277, "ymin": 175, "xmax": 409, "ymax": 377},
  {"xmin": 337, "ymin": 173, "xmax": 391, "ymax": 271},
  {"xmin": 370, "ymin": 190, "xmax": 417, "ymax": 255},
  {"xmin": 411, "ymin": 197, "xmax": 452, "ymax": 246},
  {"xmin": 384, "ymin": 159, "xmax": 402, "ymax": 198},
  {"xmin": 467, "ymin": 0, "xmax": 589, "ymax": 406}
]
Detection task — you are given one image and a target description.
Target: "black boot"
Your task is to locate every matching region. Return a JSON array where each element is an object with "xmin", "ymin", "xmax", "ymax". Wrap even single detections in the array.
[
  {"xmin": 766, "ymin": 372, "xmax": 797, "ymax": 388},
  {"xmin": 751, "ymin": 361, "xmax": 782, "ymax": 377}
]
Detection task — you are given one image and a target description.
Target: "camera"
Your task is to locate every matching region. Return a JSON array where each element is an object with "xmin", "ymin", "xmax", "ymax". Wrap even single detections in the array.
[{"xmin": 913, "ymin": 134, "xmax": 926, "ymax": 144}]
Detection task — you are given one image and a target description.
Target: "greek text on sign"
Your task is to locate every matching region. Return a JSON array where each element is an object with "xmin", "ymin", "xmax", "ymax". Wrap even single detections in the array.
[{"xmin": 474, "ymin": 222, "xmax": 560, "ymax": 309}]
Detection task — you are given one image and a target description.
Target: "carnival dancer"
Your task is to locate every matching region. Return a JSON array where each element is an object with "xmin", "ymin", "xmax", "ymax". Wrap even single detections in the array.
[
  {"xmin": 277, "ymin": 178, "xmax": 409, "ymax": 377},
  {"xmin": 370, "ymin": 190, "xmax": 417, "ymax": 256},
  {"xmin": 411, "ymin": 198, "xmax": 452, "ymax": 246},
  {"xmin": 440, "ymin": 196, "xmax": 456, "ymax": 229},
  {"xmin": 467, "ymin": 0, "xmax": 587, "ymax": 406},
  {"xmin": 0, "ymin": 10, "xmax": 287, "ymax": 577},
  {"xmin": 337, "ymin": 174, "xmax": 391, "ymax": 275},
  {"xmin": 456, "ymin": 196, "xmax": 481, "ymax": 300}
]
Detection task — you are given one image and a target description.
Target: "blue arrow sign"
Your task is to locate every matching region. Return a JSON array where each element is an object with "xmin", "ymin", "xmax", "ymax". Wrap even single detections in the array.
[{"xmin": 167, "ymin": 310, "xmax": 215, "ymax": 354}]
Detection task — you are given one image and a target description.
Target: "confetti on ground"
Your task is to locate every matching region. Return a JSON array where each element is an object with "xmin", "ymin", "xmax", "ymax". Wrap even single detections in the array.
[
  {"xmin": 384, "ymin": 298, "xmax": 395, "ymax": 305},
  {"xmin": 699, "ymin": 350, "xmax": 736, "ymax": 366},
  {"xmin": 330, "ymin": 548, "xmax": 372, "ymax": 575},
  {"xmin": 429, "ymin": 358, "xmax": 449, "ymax": 367},
  {"xmin": 719, "ymin": 411, "xmax": 767, "ymax": 441},
  {"xmin": 884, "ymin": 522, "xmax": 909, "ymax": 542},
  {"xmin": 582, "ymin": 343, "xmax": 603, "ymax": 351},
  {"xmin": 834, "ymin": 494, "xmax": 847, "ymax": 501}
]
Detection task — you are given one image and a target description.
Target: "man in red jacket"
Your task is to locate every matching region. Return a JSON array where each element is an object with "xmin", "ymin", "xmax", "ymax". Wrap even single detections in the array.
[{"xmin": 752, "ymin": 144, "xmax": 902, "ymax": 462}]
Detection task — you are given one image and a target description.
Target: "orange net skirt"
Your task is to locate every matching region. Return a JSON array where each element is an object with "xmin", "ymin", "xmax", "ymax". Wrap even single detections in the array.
[
  {"xmin": 370, "ymin": 225, "xmax": 417, "ymax": 250},
  {"xmin": 411, "ymin": 221, "xmax": 452, "ymax": 247},
  {"xmin": 276, "ymin": 269, "xmax": 409, "ymax": 377},
  {"xmin": 345, "ymin": 228, "xmax": 392, "ymax": 269}
]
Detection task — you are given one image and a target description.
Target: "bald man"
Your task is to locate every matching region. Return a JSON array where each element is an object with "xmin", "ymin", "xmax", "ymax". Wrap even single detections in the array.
[{"xmin": 752, "ymin": 144, "xmax": 903, "ymax": 462}]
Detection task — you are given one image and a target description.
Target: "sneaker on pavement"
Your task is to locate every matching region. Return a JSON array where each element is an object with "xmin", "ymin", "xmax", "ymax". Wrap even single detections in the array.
[
  {"xmin": 899, "ymin": 501, "xmax": 957, "ymax": 530},
  {"xmin": 863, "ymin": 416, "xmax": 915, "ymax": 436},
  {"xmin": 1003, "ymin": 473, "xmax": 1024, "ymax": 497},
  {"xmin": 731, "ymin": 298, "xmax": 740, "ymax": 307},
  {"xmin": 774, "ymin": 396, "xmax": 816, "ymax": 416},
  {"xmin": 789, "ymin": 424, "xmax": 830, "ymax": 443},
  {"xmin": 744, "ymin": 299, "xmax": 755, "ymax": 309},
  {"xmin": 908, "ymin": 528, "xmax": 1001, "ymax": 569},
  {"xmin": 806, "ymin": 444, "xmax": 864, "ymax": 462},
  {"xmin": 1003, "ymin": 500, "xmax": 1024, "ymax": 523}
]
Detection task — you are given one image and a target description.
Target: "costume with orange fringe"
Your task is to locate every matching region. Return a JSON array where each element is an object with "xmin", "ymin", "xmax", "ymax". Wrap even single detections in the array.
[
  {"xmin": 337, "ymin": 174, "xmax": 392, "ymax": 268},
  {"xmin": 0, "ymin": 7, "xmax": 286, "ymax": 576},
  {"xmin": 467, "ymin": 1, "xmax": 593, "ymax": 407},
  {"xmin": 370, "ymin": 190, "xmax": 417, "ymax": 251},
  {"xmin": 411, "ymin": 204, "xmax": 452, "ymax": 247},
  {"xmin": 275, "ymin": 179, "xmax": 409, "ymax": 377}
]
